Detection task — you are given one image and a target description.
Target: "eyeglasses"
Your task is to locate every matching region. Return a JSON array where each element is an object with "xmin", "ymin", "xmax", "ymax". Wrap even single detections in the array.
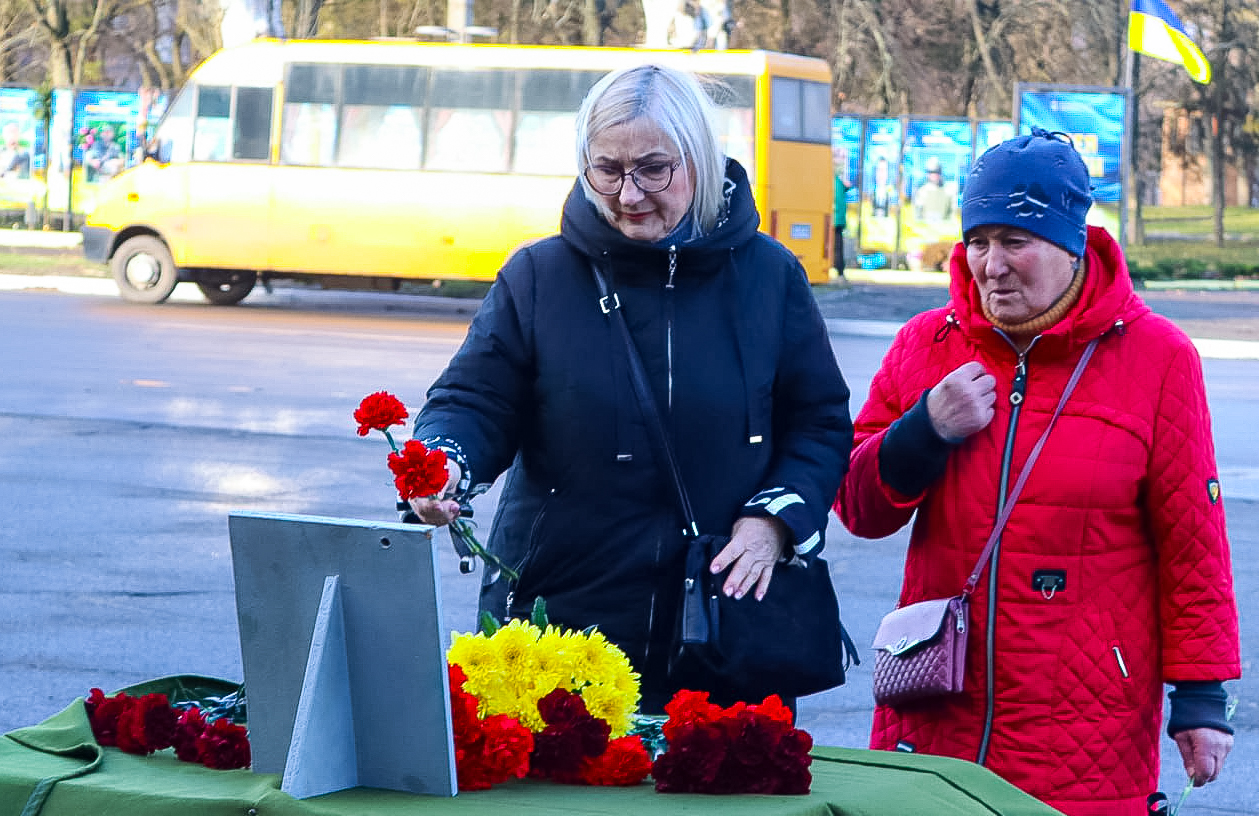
[{"xmin": 584, "ymin": 160, "xmax": 681, "ymax": 195}]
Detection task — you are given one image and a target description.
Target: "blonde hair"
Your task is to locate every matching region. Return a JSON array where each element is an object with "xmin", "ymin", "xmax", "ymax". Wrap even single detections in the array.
[{"xmin": 575, "ymin": 64, "xmax": 726, "ymax": 239}]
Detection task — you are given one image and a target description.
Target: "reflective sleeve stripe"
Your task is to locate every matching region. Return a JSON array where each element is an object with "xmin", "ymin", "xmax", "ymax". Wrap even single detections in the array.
[
  {"xmin": 765, "ymin": 493, "xmax": 805, "ymax": 515},
  {"xmin": 795, "ymin": 532, "xmax": 821, "ymax": 556}
]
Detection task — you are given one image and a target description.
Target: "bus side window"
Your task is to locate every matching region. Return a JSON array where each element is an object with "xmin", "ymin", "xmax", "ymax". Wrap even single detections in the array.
[
  {"xmin": 426, "ymin": 68, "xmax": 513, "ymax": 173},
  {"xmin": 234, "ymin": 87, "xmax": 274, "ymax": 161},
  {"xmin": 800, "ymin": 80, "xmax": 831, "ymax": 144},
  {"xmin": 513, "ymin": 69, "xmax": 602, "ymax": 177},
  {"xmin": 282, "ymin": 63, "xmax": 338, "ymax": 166},
  {"xmin": 193, "ymin": 86, "xmax": 233, "ymax": 162},
  {"xmin": 770, "ymin": 77, "xmax": 802, "ymax": 142},
  {"xmin": 709, "ymin": 75, "xmax": 756, "ymax": 183},
  {"xmin": 770, "ymin": 76, "xmax": 830, "ymax": 146},
  {"xmin": 338, "ymin": 65, "xmax": 426, "ymax": 170},
  {"xmin": 154, "ymin": 85, "xmax": 195, "ymax": 165}
]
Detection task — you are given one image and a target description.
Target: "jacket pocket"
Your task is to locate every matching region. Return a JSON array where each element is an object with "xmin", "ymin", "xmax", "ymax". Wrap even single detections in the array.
[{"xmin": 1051, "ymin": 605, "xmax": 1139, "ymax": 716}]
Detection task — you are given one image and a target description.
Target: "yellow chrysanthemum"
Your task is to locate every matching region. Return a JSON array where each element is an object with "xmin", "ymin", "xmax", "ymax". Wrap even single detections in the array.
[
  {"xmin": 579, "ymin": 678, "xmax": 639, "ymax": 737},
  {"xmin": 447, "ymin": 632, "xmax": 500, "ymax": 687},
  {"xmin": 491, "ymin": 619, "xmax": 542, "ymax": 673},
  {"xmin": 572, "ymin": 629, "xmax": 626, "ymax": 679}
]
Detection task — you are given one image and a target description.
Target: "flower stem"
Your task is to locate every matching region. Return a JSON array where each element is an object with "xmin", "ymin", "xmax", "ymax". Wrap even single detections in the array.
[
  {"xmin": 450, "ymin": 518, "xmax": 518, "ymax": 582},
  {"xmin": 382, "ymin": 429, "xmax": 400, "ymax": 453}
]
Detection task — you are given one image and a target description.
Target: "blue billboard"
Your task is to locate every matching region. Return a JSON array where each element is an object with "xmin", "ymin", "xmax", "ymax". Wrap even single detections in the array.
[{"xmin": 1015, "ymin": 86, "xmax": 1128, "ymax": 203}]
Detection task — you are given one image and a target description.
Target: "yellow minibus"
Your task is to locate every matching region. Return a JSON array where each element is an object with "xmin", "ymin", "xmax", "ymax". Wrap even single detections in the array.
[{"xmin": 82, "ymin": 39, "xmax": 834, "ymax": 304}]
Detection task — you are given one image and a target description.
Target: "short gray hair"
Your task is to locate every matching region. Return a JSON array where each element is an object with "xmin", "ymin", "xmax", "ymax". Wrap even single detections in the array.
[{"xmin": 575, "ymin": 64, "xmax": 726, "ymax": 240}]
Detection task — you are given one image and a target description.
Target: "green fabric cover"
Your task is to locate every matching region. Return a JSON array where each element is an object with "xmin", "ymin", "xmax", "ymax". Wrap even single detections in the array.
[{"xmin": 2, "ymin": 681, "xmax": 1065, "ymax": 816}]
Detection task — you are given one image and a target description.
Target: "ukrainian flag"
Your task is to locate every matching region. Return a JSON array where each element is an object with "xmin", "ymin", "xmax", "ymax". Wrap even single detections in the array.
[{"xmin": 1128, "ymin": 0, "xmax": 1211, "ymax": 84}]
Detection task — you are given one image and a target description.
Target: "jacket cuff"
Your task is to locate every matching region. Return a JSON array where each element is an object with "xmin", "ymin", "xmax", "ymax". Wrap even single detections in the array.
[
  {"xmin": 417, "ymin": 434, "xmax": 473, "ymax": 499},
  {"xmin": 742, "ymin": 487, "xmax": 820, "ymax": 558},
  {"xmin": 877, "ymin": 390, "xmax": 956, "ymax": 497},
  {"xmin": 1167, "ymin": 681, "xmax": 1233, "ymax": 737}
]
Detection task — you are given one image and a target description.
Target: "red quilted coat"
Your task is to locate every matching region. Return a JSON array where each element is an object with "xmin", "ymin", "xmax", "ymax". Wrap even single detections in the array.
[{"xmin": 834, "ymin": 227, "xmax": 1240, "ymax": 816}]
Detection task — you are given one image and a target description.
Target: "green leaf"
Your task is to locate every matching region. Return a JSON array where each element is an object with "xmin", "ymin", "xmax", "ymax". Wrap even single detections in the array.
[
  {"xmin": 478, "ymin": 611, "xmax": 501, "ymax": 636},
  {"xmin": 530, "ymin": 596, "xmax": 550, "ymax": 628}
]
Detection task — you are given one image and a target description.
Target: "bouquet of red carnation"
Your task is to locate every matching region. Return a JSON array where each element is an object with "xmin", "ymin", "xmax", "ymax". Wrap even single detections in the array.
[
  {"xmin": 651, "ymin": 690, "xmax": 812, "ymax": 795},
  {"xmin": 84, "ymin": 688, "xmax": 250, "ymax": 770},
  {"xmin": 355, "ymin": 391, "xmax": 515, "ymax": 580}
]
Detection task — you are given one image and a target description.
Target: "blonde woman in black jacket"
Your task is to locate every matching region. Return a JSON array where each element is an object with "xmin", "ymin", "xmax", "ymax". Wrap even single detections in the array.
[{"xmin": 410, "ymin": 64, "xmax": 853, "ymax": 712}]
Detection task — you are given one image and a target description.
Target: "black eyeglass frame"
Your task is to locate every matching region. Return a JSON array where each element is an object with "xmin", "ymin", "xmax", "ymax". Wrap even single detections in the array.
[{"xmin": 583, "ymin": 160, "xmax": 682, "ymax": 196}]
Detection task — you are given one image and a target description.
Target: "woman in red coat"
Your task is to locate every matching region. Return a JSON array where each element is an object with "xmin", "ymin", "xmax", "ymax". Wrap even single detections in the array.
[{"xmin": 833, "ymin": 129, "xmax": 1240, "ymax": 816}]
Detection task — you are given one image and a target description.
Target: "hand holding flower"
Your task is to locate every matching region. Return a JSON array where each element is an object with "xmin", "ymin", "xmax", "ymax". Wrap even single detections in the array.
[
  {"xmin": 357, "ymin": 391, "xmax": 517, "ymax": 581},
  {"xmin": 408, "ymin": 459, "xmax": 463, "ymax": 526}
]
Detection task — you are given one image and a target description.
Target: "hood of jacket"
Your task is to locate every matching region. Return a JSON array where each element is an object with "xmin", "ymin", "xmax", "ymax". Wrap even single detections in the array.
[
  {"xmin": 946, "ymin": 225, "xmax": 1151, "ymax": 355},
  {"xmin": 559, "ymin": 157, "xmax": 761, "ymax": 281}
]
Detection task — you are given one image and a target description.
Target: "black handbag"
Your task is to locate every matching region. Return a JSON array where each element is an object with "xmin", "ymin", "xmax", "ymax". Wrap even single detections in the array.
[{"xmin": 591, "ymin": 264, "xmax": 858, "ymax": 702}]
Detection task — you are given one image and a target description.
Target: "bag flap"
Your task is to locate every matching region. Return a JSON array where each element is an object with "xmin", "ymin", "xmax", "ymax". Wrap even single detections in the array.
[{"xmin": 872, "ymin": 597, "xmax": 955, "ymax": 655}]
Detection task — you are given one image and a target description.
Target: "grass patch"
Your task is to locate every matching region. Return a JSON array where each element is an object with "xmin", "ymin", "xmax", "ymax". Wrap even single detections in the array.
[
  {"xmin": 1122, "ymin": 206, "xmax": 1259, "ymax": 280},
  {"xmin": 0, "ymin": 248, "xmax": 109, "ymax": 277},
  {"xmin": 1139, "ymin": 205, "xmax": 1259, "ymax": 238}
]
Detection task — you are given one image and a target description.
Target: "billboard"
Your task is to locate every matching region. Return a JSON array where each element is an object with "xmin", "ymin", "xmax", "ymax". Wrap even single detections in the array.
[
  {"xmin": 0, "ymin": 88, "xmax": 40, "ymax": 213},
  {"xmin": 859, "ymin": 118, "xmax": 901, "ymax": 252},
  {"xmin": 1014, "ymin": 84, "xmax": 1128, "ymax": 204},
  {"xmin": 901, "ymin": 119, "xmax": 970, "ymax": 262}
]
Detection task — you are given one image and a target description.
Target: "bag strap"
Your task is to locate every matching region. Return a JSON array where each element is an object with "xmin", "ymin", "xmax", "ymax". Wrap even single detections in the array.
[
  {"xmin": 590, "ymin": 262, "xmax": 701, "ymax": 537},
  {"xmin": 962, "ymin": 337, "xmax": 1099, "ymax": 596}
]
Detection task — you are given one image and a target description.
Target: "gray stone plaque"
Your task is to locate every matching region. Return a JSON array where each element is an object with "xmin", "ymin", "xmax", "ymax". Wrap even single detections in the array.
[{"xmin": 229, "ymin": 511, "xmax": 457, "ymax": 798}]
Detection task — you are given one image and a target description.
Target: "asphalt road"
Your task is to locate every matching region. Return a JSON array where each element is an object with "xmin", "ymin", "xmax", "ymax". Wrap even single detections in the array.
[{"xmin": 0, "ymin": 281, "xmax": 1254, "ymax": 815}]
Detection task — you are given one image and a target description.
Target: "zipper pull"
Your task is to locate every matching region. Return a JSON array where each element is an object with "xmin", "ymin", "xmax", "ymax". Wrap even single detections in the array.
[
  {"xmin": 1010, "ymin": 355, "xmax": 1027, "ymax": 406},
  {"xmin": 665, "ymin": 244, "xmax": 677, "ymax": 289}
]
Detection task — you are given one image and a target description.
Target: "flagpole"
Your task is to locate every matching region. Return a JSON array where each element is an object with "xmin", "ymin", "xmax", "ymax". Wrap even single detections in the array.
[{"xmin": 1120, "ymin": 15, "xmax": 1136, "ymax": 253}]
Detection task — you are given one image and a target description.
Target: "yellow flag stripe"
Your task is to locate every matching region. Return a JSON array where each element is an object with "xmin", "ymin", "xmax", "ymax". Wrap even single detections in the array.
[{"xmin": 1129, "ymin": 10, "xmax": 1211, "ymax": 84}]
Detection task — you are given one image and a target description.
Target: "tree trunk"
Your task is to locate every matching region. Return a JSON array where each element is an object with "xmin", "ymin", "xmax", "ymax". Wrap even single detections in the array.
[
  {"xmin": 966, "ymin": 0, "xmax": 1005, "ymax": 113},
  {"xmin": 582, "ymin": 0, "xmax": 600, "ymax": 45}
]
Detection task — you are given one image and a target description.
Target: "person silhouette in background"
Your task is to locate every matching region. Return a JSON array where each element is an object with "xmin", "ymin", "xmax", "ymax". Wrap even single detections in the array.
[{"xmin": 0, "ymin": 122, "xmax": 31, "ymax": 179}]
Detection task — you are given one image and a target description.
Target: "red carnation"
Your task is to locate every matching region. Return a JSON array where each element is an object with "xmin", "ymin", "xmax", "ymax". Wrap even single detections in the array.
[
  {"xmin": 537, "ymin": 687, "xmax": 590, "ymax": 726},
  {"xmin": 354, "ymin": 391, "xmax": 408, "ymax": 437},
  {"xmin": 84, "ymin": 688, "xmax": 131, "ymax": 747},
  {"xmin": 477, "ymin": 714, "xmax": 534, "ymax": 782},
  {"xmin": 661, "ymin": 689, "xmax": 720, "ymax": 742},
  {"xmin": 579, "ymin": 735, "xmax": 652, "ymax": 786},
  {"xmin": 652, "ymin": 722, "xmax": 727, "ymax": 792},
  {"xmin": 116, "ymin": 693, "xmax": 178, "ymax": 755},
  {"xmin": 172, "ymin": 706, "xmax": 208, "ymax": 762},
  {"xmin": 530, "ymin": 690, "xmax": 611, "ymax": 784},
  {"xmin": 197, "ymin": 717, "xmax": 251, "ymax": 770},
  {"xmin": 388, "ymin": 439, "xmax": 449, "ymax": 501}
]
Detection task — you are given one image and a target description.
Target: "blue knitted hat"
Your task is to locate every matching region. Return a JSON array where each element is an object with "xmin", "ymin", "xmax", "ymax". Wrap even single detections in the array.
[{"xmin": 961, "ymin": 127, "xmax": 1093, "ymax": 257}]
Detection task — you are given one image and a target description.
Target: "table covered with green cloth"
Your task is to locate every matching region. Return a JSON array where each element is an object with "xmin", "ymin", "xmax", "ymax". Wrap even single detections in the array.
[{"xmin": 2, "ymin": 696, "xmax": 1064, "ymax": 816}]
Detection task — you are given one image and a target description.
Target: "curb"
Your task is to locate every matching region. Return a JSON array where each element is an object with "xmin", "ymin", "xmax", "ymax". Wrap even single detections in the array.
[{"xmin": 0, "ymin": 229, "xmax": 82, "ymax": 249}]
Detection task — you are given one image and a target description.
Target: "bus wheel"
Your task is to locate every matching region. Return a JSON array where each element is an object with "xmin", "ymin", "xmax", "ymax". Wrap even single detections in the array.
[
  {"xmin": 112, "ymin": 236, "xmax": 179, "ymax": 304},
  {"xmin": 196, "ymin": 270, "xmax": 257, "ymax": 305}
]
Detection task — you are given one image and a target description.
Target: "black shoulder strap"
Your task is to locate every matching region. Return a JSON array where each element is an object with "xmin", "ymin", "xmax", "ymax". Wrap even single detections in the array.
[{"xmin": 590, "ymin": 262, "xmax": 699, "ymax": 537}]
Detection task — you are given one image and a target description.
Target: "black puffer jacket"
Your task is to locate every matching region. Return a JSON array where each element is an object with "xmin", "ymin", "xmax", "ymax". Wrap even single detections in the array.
[{"xmin": 415, "ymin": 159, "xmax": 852, "ymax": 707}]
